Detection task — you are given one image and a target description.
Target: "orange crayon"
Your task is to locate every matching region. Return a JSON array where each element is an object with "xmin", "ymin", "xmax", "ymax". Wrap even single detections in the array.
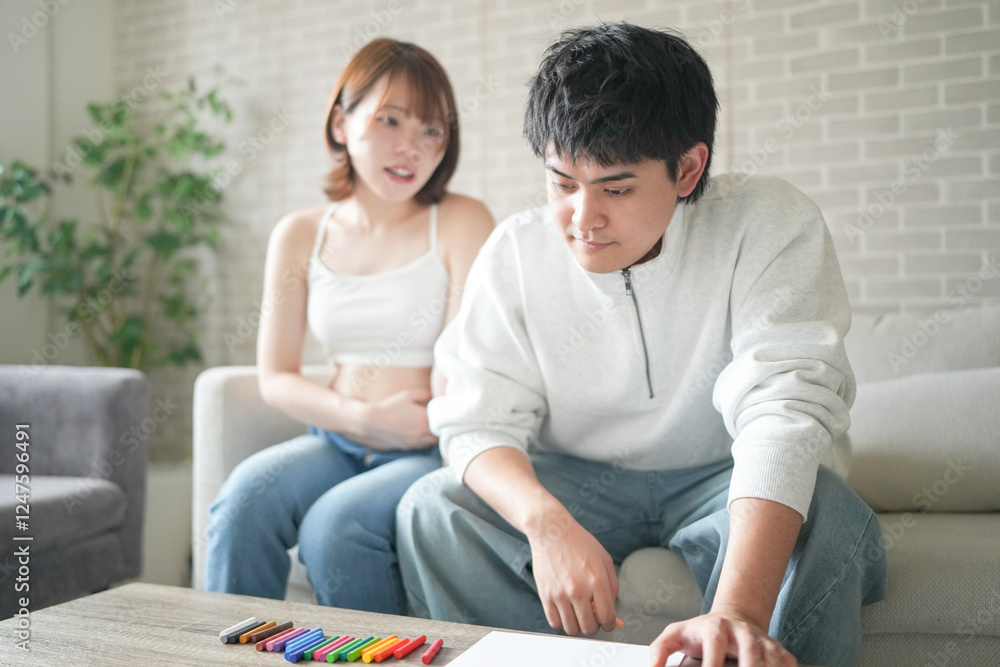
[
  {"xmin": 240, "ymin": 620, "xmax": 275, "ymax": 643},
  {"xmin": 370, "ymin": 637, "xmax": 402, "ymax": 662},
  {"xmin": 592, "ymin": 602, "xmax": 624, "ymax": 628},
  {"xmin": 362, "ymin": 635, "xmax": 398, "ymax": 662}
]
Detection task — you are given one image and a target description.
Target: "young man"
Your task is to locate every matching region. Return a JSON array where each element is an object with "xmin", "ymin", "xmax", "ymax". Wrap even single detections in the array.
[{"xmin": 396, "ymin": 23, "xmax": 887, "ymax": 667}]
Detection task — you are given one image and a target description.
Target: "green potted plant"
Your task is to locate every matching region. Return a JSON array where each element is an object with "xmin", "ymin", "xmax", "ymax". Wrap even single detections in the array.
[{"xmin": 0, "ymin": 74, "xmax": 235, "ymax": 370}]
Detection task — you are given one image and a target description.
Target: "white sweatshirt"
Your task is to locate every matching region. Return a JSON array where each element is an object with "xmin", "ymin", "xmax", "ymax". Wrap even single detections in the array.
[{"xmin": 428, "ymin": 174, "xmax": 855, "ymax": 520}]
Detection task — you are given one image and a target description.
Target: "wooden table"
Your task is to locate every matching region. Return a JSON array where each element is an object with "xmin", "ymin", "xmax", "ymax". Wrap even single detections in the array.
[{"xmin": 0, "ymin": 583, "xmax": 738, "ymax": 666}]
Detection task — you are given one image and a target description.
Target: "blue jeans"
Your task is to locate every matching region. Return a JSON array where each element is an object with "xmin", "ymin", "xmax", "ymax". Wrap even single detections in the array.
[
  {"xmin": 205, "ymin": 427, "xmax": 441, "ymax": 613},
  {"xmin": 397, "ymin": 454, "xmax": 887, "ymax": 666}
]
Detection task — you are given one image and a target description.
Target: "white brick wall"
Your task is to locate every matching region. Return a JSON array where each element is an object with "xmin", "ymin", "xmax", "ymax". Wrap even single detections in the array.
[{"xmin": 113, "ymin": 0, "xmax": 999, "ymax": 458}]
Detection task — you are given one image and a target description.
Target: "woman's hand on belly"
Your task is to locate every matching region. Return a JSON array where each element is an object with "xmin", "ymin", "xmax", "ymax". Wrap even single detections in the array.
[{"xmin": 353, "ymin": 386, "xmax": 438, "ymax": 451}]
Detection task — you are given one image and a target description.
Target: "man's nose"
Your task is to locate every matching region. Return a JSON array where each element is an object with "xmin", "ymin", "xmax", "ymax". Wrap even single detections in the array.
[{"xmin": 572, "ymin": 192, "xmax": 605, "ymax": 234}]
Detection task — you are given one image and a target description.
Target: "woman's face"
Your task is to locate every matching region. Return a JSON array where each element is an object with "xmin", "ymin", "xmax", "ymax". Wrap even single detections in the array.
[{"xmin": 331, "ymin": 75, "xmax": 448, "ymax": 203}]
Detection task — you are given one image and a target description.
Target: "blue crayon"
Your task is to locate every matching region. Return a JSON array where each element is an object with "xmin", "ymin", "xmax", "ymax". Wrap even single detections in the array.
[
  {"xmin": 284, "ymin": 628, "xmax": 324, "ymax": 654},
  {"xmin": 285, "ymin": 632, "xmax": 328, "ymax": 662}
]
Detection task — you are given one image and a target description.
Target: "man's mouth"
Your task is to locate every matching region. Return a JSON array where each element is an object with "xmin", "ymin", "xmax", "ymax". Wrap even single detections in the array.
[{"xmin": 575, "ymin": 238, "xmax": 612, "ymax": 250}]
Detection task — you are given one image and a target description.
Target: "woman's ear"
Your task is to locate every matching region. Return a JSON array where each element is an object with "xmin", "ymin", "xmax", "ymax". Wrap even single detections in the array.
[{"xmin": 330, "ymin": 104, "xmax": 348, "ymax": 146}]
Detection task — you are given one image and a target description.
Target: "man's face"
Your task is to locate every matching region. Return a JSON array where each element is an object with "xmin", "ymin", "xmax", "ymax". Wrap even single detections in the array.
[{"xmin": 545, "ymin": 147, "xmax": 685, "ymax": 274}]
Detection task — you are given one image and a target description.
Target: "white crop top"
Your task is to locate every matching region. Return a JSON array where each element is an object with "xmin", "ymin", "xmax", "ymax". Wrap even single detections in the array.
[{"xmin": 306, "ymin": 203, "xmax": 451, "ymax": 368}]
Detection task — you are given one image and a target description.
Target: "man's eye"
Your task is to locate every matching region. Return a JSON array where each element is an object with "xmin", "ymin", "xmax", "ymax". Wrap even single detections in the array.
[
  {"xmin": 607, "ymin": 189, "xmax": 630, "ymax": 197},
  {"xmin": 551, "ymin": 181, "xmax": 574, "ymax": 192}
]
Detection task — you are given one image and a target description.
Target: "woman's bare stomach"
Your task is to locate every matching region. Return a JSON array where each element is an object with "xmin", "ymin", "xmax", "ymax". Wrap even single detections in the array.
[{"xmin": 330, "ymin": 364, "xmax": 432, "ymax": 403}]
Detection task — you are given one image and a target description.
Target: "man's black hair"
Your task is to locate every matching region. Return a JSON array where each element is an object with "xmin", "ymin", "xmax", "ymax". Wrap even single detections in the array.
[{"xmin": 524, "ymin": 22, "xmax": 718, "ymax": 203}]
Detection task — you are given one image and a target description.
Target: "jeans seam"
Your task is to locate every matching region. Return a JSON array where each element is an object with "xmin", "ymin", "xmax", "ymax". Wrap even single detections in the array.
[{"xmin": 779, "ymin": 509, "xmax": 879, "ymax": 646}]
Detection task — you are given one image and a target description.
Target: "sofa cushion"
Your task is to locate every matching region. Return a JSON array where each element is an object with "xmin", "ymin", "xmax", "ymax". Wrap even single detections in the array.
[
  {"xmin": 0, "ymin": 475, "xmax": 126, "ymax": 552},
  {"xmin": 846, "ymin": 305, "xmax": 1000, "ymax": 383},
  {"xmin": 601, "ymin": 514, "xmax": 1000, "ymax": 646},
  {"xmin": 846, "ymin": 368, "xmax": 1000, "ymax": 512},
  {"xmin": 860, "ymin": 513, "xmax": 1000, "ymax": 638}
]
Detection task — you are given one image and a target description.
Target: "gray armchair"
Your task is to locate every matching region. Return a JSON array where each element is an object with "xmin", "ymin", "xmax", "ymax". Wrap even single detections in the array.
[{"xmin": 0, "ymin": 365, "xmax": 149, "ymax": 619}]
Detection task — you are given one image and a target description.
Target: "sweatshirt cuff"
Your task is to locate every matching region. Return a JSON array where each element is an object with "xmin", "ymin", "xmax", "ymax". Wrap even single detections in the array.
[
  {"xmin": 444, "ymin": 430, "xmax": 527, "ymax": 482},
  {"xmin": 727, "ymin": 441, "xmax": 820, "ymax": 521}
]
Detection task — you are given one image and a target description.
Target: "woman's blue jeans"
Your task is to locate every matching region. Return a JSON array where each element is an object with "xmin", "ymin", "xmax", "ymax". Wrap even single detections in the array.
[
  {"xmin": 397, "ymin": 454, "xmax": 887, "ymax": 666},
  {"xmin": 204, "ymin": 427, "xmax": 441, "ymax": 614}
]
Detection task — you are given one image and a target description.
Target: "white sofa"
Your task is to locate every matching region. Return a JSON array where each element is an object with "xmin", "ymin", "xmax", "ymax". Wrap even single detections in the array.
[{"xmin": 192, "ymin": 305, "xmax": 1000, "ymax": 665}]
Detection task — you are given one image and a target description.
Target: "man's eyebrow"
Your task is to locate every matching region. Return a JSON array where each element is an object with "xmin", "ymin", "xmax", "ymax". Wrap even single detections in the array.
[{"xmin": 545, "ymin": 164, "xmax": 638, "ymax": 184}]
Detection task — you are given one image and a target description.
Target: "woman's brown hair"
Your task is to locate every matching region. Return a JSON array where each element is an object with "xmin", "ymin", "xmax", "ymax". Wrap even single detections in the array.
[{"xmin": 323, "ymin": 39, "xmax": 459, "ymax": 205}]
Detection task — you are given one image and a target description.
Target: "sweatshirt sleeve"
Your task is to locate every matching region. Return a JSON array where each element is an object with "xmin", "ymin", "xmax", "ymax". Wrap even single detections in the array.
[
  {"xmin": 428, "ymin": 221, "xmax": 548, "ymax": 481},
  {"xmin": 713, "ymin": 191, "xmax": 856, "ymax": 521}
]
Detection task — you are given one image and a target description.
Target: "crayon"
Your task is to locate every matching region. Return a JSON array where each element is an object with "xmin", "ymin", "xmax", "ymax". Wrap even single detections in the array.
[
  {"xmin": 421, "ymin": 638, "xmax": 444, "ymax": 664},
  {"xmin": 394, "ymin": 634, "xmax": 426, "ymax": 659},
  {"xmin": 285, "ymin": 628, "xmax": 324, "ymax": 654},
  {"xmin": 315, "ymin": 635, "xmax": 354, "ymax": 662},
  {"xmin": 253, "ymin": 621, "xmax": 293, "ymax": 644},
  {"xmin": 361, "ymin": 635, "xmax": 397, "ymax": 662},
  {"xmin": 262, "ymin": 627, "xmax": 302, "ymax": 652},
  {"xmin": 372, "ymin": 637, "xmax": 403, "ymax": 662},
  {"xmin": 241, "ymin": 620, "xmax": 276, "ymax": 643},
  {"xmin": 305, "ymin": 636, "xmax": 341, "ymax": 661},
  {"xmin": 219, "ymin": 617, "xmax": 260, "ymax": 644},
  {"xmin": 286, "ymin": 632, "xmax": 328, "ymax": 663},
  {"xmin": 270, "ymin": 627, "xmax": 309, "ymax": 652},
  {"xmin": 346, "ymin": 636, "xmax": 381, "ymax": 662},
  {"xmin": 330, "ymin": 636, "xmax": 369, "ymax": 662},
  {"xmin": 591, "ymin": 601, "xmax": 625, "ymax": 628}
]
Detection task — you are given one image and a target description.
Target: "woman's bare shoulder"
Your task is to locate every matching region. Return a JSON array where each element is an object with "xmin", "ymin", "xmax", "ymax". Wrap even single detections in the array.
[
  {"xmin": 269, "ymin": 205, "xmax": 330, "ymax": 249},
  {"xmin": 437, "ymin": 193, "xmax": 495, "ymax": 239}
]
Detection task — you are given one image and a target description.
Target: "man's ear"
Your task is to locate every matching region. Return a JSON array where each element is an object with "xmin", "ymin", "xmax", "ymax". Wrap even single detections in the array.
[
  {"xmin": 330, "ymin": 104, "xmax": 348, "ymax": 146},
  {"xmin": 675, "ymin": 143, "xmax": 709, "ymax": 198}
]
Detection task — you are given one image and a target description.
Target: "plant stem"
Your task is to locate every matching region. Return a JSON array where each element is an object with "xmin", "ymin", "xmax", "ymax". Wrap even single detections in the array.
[
  {"xmin": 107, "ymin": 144, "xmax": 143, "ymax": 366},
  {"xmin": 132, "ymin": 254, "xmax": 161, "ymax": 369},
  {"xmin": 75, "ymin": 292, "xmax": 111, "ymax": 366}
]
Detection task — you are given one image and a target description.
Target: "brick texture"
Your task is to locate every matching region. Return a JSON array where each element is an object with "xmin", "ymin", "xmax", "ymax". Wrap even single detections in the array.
[{"xmin": 113, "ymin": 0, "xmax": 1000, "ymax": 458}]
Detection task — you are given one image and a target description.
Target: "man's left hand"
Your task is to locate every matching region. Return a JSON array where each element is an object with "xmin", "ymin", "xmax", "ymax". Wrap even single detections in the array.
[{"xmin": 649, "ymin": 608, "xmax": 798, "ymax": 667}]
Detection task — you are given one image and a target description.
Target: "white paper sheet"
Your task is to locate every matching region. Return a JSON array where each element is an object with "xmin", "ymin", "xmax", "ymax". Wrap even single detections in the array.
[{"xmin": 446, "ymin": 631, "xmax": 686, "ymax": 666}]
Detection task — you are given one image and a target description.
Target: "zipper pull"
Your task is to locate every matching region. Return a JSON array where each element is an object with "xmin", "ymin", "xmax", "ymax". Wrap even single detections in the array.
[{"xmin": 622, "ymin": 268, "xmax": 632, "ymax": 296}]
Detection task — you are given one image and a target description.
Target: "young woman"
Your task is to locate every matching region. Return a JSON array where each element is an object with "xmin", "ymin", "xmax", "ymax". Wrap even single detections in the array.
[{"xmin": 204, "ymin": 39, "xmax": 494, "ymax": 614}]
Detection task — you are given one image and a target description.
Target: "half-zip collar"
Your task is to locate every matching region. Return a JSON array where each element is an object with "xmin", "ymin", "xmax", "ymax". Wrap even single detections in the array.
[{"xmin": 622, "ymin": 266, "xmax": 654, "ymax": 399}]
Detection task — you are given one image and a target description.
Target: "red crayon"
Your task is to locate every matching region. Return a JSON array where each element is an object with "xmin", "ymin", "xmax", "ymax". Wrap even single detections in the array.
[
  {"xmin": 394, "ymin": 634, "xmax": 426, "ymax": 659},
  {"xmin": 421, "ymin": 638, "xmax": 444, "ymax": 664},
  {"xmin": 372, "ymin": 638, "xmax": 402, "ymax": 662}
]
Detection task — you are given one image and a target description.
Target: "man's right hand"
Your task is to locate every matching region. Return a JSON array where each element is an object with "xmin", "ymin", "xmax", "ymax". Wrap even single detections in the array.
[
  {"xmin": 463, "ymin": 447, "xmax": 620, "ymax": 635},
  {"xmin": 354, "ymin": 387, "xmax": 438, "ymax": 451},
  {"xmin": 524, "ymin": 500, "xmax": 620, "ymax": 636}
]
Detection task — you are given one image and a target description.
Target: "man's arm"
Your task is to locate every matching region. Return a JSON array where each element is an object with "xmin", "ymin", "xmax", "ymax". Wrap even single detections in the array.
[
  {"xmin": 463, "ymin": 447, "xmax": 621, "ymax": 636},
  {"xmin": 651, "ymin": 186, "xmax": 853, "ymax": 666},
  {"xmin": 649, "ymin": 498, "xmax": 801, "ymax": 667}
]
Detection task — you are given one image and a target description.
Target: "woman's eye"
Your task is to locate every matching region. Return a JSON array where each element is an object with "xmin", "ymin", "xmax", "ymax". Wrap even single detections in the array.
[
  {"xmin": 378, "ymin": 116, "xmax": 398, "ymax": 126},
  {"xmin": 425, "ymin": 127, "xmax": 442, "ymax": 138}
]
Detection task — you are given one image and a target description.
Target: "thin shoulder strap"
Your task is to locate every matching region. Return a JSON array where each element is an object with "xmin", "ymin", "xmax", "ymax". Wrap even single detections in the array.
[
  {"xmin": 428, "ymin": 204, "xmax": 439, "ymax": 253},
  {"xmin": 312, "ymin": 204, "xmax": 337, "ymax": 258}
]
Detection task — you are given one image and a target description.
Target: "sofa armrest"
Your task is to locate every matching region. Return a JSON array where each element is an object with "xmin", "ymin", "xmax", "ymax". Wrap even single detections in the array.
[
  {"xmin": 191, "ymin": 364, "xmax": 329, "ymax": 590},
  {"xmin": 0, "ymin": 365, "xmax": 149, "ymax": 575}
]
